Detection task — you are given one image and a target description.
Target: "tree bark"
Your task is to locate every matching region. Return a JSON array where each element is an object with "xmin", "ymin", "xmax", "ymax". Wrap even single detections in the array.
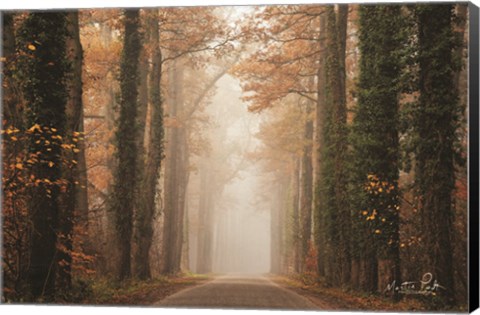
[
  {"xmin": 161, "ymin": 60, "xmax": 188, "ymax": 275},
  {"xmin": 134, "ymin": 10, "xmax": 164, "ymax": 279},
  {"xmin": 333, "ymin": 4, "xmax": 351, "ymax": 287},
  {"xmin": 57, "ymin": 10, "xmax": 85, "ymax": 292},
  {"xmin": 416, "ymin": 4, "xmax": 458, "ymax": 305},
  {"xmin": 111, "ymin": 9, "xmax": 141, "ymax": 280},
  {"xmin": 2, "ymin": 13, "xmax": 22, "ymax": 128},
  {"xmin": 196, "ymin": 163, "xmax": 214, "ymax": 273},
  {"xmin": 18, "ymin": 12, "xmax": 69, "ymax": 300},
  {"xmin": 292, "ymin": 158, "xmax": 301, "ymax": 273},
  {"xmin": 314, "ymin": 10, "xmax": 327, "ymax": 279},
  {"xmin": 300, "ymin": 102, "xmax": 314, "ymax": 274}
]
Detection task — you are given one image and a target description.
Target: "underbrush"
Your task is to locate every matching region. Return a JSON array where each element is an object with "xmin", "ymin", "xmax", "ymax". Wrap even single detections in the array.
[{"xmin": 275, "ymin": 273, "xmax": 467, "ymax": 312}]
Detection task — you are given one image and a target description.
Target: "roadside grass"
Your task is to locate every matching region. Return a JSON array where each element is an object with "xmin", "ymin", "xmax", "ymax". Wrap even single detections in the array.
[
  {"xmin": 272, "ymin": 274, "xmax": 467, "ymax": 312},
  {"xmin": 58, "ymin": 272, "xmax": 210, "ymax": 306}
]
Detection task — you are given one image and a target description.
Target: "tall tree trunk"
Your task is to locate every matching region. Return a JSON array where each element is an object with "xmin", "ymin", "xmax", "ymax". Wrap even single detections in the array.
[
  {"xmin": 161, "ymin": 60, "xmax": 187, "ymax": 274},
  {"xmin": 333, "ymin": 4, "xmax": 351, "ymax": 287},
  {"xmin": 196, "ymin": 162, "xmax": 214, "ymax": 273},
  {"xmin": 134, "ymin": 10, "xmax": 164, "ymax": 279},
  {"xmin": 415, "ymin": 4, "xmax": 458, "ymax": 306},
  {"xmin": 300, "ymin": 102, "xmax": 314, "ymax": 274},
  {"xmin": 173, "ymin": 127, "xmax": 189, "ymax": 271},
  {"xmin": 270, "ymin": 180, "xmax": 281, "ymax": 274},
  {"xmin": 292, "ymin": 158, "xmax": 301, "ymax": 273},
  {"xmin": 321, "ymin": 4, "xmax": 350, "ymax": 286},
  {"xmin": 354, "ymin": 4, "xmax": 406, "ymax": 293},
  {"xmin": 17, "ymin": 12, "xmax": 69, "ymax": 300},
  {"xmin": 110, "ymin": 9, "xmax": 141, "ymax": 280},
  {"xmin": 67, "ymin": 11, "xmax": 88, "ymax": 229},
  {"xmin": 57, "ymin": 10, "xmax": 85, "ymax": 292},
  {"xmin": 2, "ymin": 13, "xmax": 22, "ymax": 128},
  {"xmin": 314, "ymin": 10, "xmax": 327, "ymax": 279}
]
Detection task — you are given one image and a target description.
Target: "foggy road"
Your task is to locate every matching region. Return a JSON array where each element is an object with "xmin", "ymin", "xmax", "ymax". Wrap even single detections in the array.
[{"xmin": 156, "ymin": 274, "xmax": 319, "ymax": 310}]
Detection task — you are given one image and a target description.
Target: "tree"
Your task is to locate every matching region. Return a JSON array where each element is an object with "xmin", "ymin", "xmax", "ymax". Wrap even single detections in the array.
[
  {"xmin": 133, "ymin": 9, "xmax": 164, "ymax": 280},
  {"xmin": 158, "ymin": 7, "xmax": 237, "ymax": 275},
  {"xmin": 413, "ymin": 4, "xmax": 460, "ymax": 306},
  {"xmin": 351, "ymin": 4, "xmax": 405, "ymax": 293},
  {"xmin": 110, "ymin": 9, "xmax": 141, "ymax": 280},
  {"xmin": 79, "ymin": 9, "xmax": 122, "ymax": 275},
  {"xmin": 56, "ymin": 10, "xmax": 86, "ymax": 292},
  {"xmin": 313, "ymin": 9, "xmax": 327, "ymax": 279},
  {"xmin": 16, "ymin": 12, "xmax": 69, "ymax": 299},
  {"xmin": 316, "ymin": 4, "xmax": 350, "ymax": 286},
  {"xmin": 233, "ymin": 5, "xmax": 323, "ymax": 274}
]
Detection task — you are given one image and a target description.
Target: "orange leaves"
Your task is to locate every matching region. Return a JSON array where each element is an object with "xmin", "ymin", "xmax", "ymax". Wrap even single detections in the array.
[
  {"xmin": 27, "ymin": 123, "xmax": 42, "ymax": 133},
  {"xmin": 364, "ymin": 173, "xmax": 396, "ymax": 196},
  {"xmin": 232, "ymin": 6, "xmax": 320, "ymax": 112}
]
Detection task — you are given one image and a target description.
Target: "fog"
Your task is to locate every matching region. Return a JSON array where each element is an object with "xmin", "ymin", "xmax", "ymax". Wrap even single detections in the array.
[{"xmin": 187, "ymin": 74, "xmax": 272, "ymax": 275}]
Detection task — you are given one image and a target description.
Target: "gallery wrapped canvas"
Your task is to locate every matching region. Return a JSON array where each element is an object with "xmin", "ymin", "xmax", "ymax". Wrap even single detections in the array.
[{"xmin": 1, "ymin": 0, "xmax": 479, "ymax": 313}]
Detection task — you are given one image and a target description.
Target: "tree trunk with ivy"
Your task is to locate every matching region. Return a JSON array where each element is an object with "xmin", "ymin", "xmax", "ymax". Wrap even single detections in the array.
[
  {"xmin": 134, "ymin": 10, "xmax": 164, "ymax": 279},
  {"xmin": 414, "ymin": 4, "xmax": 459, "ymax": 306},
  {"xmin": 352, "ymin": 4, "xmax": 405, "ymax": 294},
  {"xmin": 110, "ymin": 9, "xmax": 141, "ymax": 281},
  {"xmin": 56, "ymin": 10, "xmax": 85, "ymax": 292},
  {"xmin": 321, "ymin": 4, "xmax": 350, "ymax": 286},
  {"xmin": 313, "ymin": 10, "xmax": 327, "ymax": 279},
  {"xmin": 17, "ymin": 12, "xmax": 69, "ymax": 300}
]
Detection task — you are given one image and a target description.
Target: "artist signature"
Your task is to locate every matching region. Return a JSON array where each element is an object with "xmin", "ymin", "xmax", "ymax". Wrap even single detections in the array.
[{"xmin": 384, "ymin": 273, "xmax": 446, "ymax": 296}]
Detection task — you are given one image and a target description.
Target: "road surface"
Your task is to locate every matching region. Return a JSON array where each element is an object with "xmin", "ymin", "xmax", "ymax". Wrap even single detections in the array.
[{"xmin": 156, "ymin": 274, "xmax": 319, "ymax": 310}]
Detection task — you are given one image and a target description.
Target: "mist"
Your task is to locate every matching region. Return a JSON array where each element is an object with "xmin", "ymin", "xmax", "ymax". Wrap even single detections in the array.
[{"xmin": 186, "ymin": 73, "xmax": 272, "ymax": 275}]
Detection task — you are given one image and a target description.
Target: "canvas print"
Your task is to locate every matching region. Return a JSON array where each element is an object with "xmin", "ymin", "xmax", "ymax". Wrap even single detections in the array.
[{"xmin": 1, "ymin": 1, "xmax": 479, "ymax": 313}]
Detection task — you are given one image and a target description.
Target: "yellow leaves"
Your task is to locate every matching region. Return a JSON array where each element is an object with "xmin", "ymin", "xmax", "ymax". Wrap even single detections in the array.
[
  {"xmin": 73, "ymin": 148, "xmax": 80, "ymax": 153},
  {"xmin": 366, "ymin": 209, "xmax": 377, "ymax": 221},
  {"xmin": 15, "ymin": 163, "xmax": 23, "ymax": 170},
  {"xmin": 375, "ymin": 229, "xmax": 381, "ymax": 234},
  {"xmin": 27, "ymin": 44, "xmax": 36, "ymax": 51},
  {"xmin": 5, "ymin": 128, "xmax": 18, "ymax": 135},
  {"xmin": 28, "ymin": 124, "xmax": 42, "ymax": 133},
  {"xmin": 2, "ymin": 127, "xmax": 20, "ymax": 142},
  {"xmin": 48, "ymin": 161, "xmax": 54, "ymax": 168},
  {"xmin": 365, "ymin": 174, "xmax": 397, "ymax": 195},
  {"xmin": 362, "ymin": 210, "xmax": 368, "ymax": 216}
]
